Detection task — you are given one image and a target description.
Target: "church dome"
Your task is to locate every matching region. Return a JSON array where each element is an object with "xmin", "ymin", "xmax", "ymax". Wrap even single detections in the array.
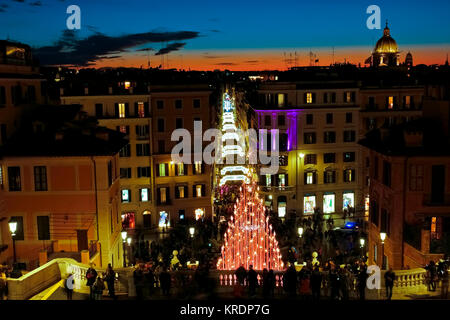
[{"xmin": 374, "ymin": 23, "xmax": 398, "ymax": 53}]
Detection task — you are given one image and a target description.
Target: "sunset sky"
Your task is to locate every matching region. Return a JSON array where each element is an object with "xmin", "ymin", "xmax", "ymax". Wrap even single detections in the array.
[{"xmin": 0, "ymin": 0, "xmax": 449, "ymax": 70}]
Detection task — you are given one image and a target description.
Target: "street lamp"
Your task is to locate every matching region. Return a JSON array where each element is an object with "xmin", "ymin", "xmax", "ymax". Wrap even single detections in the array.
[
  {"xmin": 8, "ymin": 219, "xmax": 17, "ymax": 264},
  {"xmin": 360, "ymin": 238, "xmax": 365, "ymax": 248},
  {"xmin": 121, "ymin": 230, "xmax": 127, "ymax": 267},
  {"xmin": 127, "ymin": 237, "xmax": 132, "ymax": 246},
  {"xmin": 189, "ymin": 227, "xmax": 195, "ymax": 238},
  {"xmin": 297, "ymin": 227, "xmax": 303, "ymax": 238},
  {"xmin": 380, "ymin": 232, "xmax": 386, "ymax": 269}
]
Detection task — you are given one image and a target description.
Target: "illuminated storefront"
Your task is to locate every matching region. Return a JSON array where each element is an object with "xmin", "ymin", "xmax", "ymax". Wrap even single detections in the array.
[
  {"xmin": 122, "ymin": 212, "xmax": 135, "ymax": 229},
  {"xmin": 195, "ymin": 208, "xmax": 205, "ymax": 221},
  {"xmin": 343, "ymin": 192, "xmax": 354, "ymax": 209},
  {"xmin": 159, "ymin": 211, "xmax": 170, "ymax": 228},
  {"xmin": 277, "ymin": 196, "xmax": 287, "ymax": 218},
  {"xmin": 323, "ymin": 194, "xmax": 335, "ymax": 214},
  {"xmin": 303, "ymin": 195, "xmax": 316, "ymax": 214}
]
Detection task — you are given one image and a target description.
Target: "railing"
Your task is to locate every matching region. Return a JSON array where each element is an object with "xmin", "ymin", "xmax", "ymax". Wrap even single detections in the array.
[{"xmin": 260, "ymin": 186, "xmax": 295, "ymax": 192}]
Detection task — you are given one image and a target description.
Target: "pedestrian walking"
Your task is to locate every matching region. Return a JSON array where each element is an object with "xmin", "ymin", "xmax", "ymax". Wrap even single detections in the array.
[
  {"xmin": 247, "ymin": 265, "xmax": 258, "ymax": 297},
  {"xmin": 159, "ymin": 267, "xmax": 171, "ymax": 297},
  {"xmin": 93, "ymin": 276, "xmax": 105, "ymax": 300},
  {"xmin": 86, "ymin": 264, "xmax": 98, "ymax": 300},
  {"xmin": 65, "ymin": 273, "xmax": 74, "ymax": 300},
  {"xmin": 384, "ymin": 267, "xmax": 395, "ymax": 300},
  {"xmin": 105, "ymin": 264, "xmax": 116, "ymax": 300},
  {"xmin": 357, "ymin": 264, "xmax": 368, "ymax": 300}
]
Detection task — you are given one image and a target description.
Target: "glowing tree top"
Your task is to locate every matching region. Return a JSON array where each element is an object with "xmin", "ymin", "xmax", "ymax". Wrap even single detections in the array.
[{"xmin": 217, "ymin": 179, "xmax": 284, "ymax": 271}]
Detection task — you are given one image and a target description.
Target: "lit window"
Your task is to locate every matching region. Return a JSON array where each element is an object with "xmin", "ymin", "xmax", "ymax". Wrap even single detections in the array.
[
  {"xmin": 195, "ymin": 208, "xmax": 205, "ymax": 221},
  {"xmin": 265, "ymin": 174, "xmax": 271, "ymax": 186},
  {"xmin": 388, "ymin": 96, "xmax": 394, "ymax": 109},
  {"xmin": 177, "ymin": 164, "xmax": 185, "ymax": 176},
  {"xmin": 323, "ymin": 194, "xmax": 335, "ymax": 213},
  {"xmin": 160, "ymin": 187, "xmax": 167, "ymax": 203},
  {"xmin": 278, "ymin": 203, "xmax": 286, "ymax": 218},
  {"xmin": 194, "ymin": 161, "xmax": 202, "ymax": 174},
  {"xmin": 277, "ymin": 93, "xmax": 285, "ymax": 107},
  {"xmin": 118, "ymin": 103, "xmax": 126, "ymax": 118},
  {"xmin": 178, "ymin": 186, "xmax": 185, "ymax": 199},
  {"xmin": 365, "ymin": 196, "xmax": 370, "ymax": 217},
  {"xmin": 278, "ymin": 174, "xmax": 285, "ymax": 187},
  {"xmin": 159, "ymin": 211, "xmax": 170, "ymax": 228},
  {"xmin": 303, "ymin": 196, "xmax": 316, "ymax": 214},
  {"xmin": 306, "ymin": 172, "xmax": 314, "ymax": 184},
  {"xmin": 137, "ymin": 102, "xmax": 145, "ymax": 118},
  {"xmin": 0, "ymin": 166, "xmax": 3, "ymax": 187},
  {"xmin": 159, "ymin": 164, "xmax": 166, "ymax": 177},
  {"xmin": 140, "ymin": 188, "xmax": 149, "ymax": 202},
  {"xmin": 119, "ymin": 126, "xmax": 127, "ymax": 134},
  {"xmin": 121, "ymin": 189, "xmax": 130, "ymax": 203},
  {"xmin": 343, "ymin": 192, "xmax": 354, "ymax": 209},
  {"xmin": 124, "ymin": 81, "xmax": 131, "ymax": 90},
  {"xmin": 404, "ymin": 96, "xmax": 411, "ymax": 108},
  {"xmin": 306, "ymin": 92, "xmax": 313, "ymax": 104},
  {"xmin": 196, "ymin": 185, "xmax": 202, "ymax": 198}
]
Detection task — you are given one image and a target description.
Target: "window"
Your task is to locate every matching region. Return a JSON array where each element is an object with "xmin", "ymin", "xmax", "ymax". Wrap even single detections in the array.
[
  {"xmin": 143, "ymin": 211, "xmax": 152, "ymax": 229},
  {"xmin": 119, "ymin": 144, "xmax": 131, "ymax": 157},
  {"xmin": 193, "ymin": 99, "xmax": 201, "ymax": 108},
  {"xmin": 175, "ymin": 99, "xmax": 182, "ymax": 109},
  {"xmin": 158, "ymin": 188, "xmax": 169, "ymax": 204},
  {"xmin": 387, "ymin": 96, "xmax": 394, "ymax": 109},
  {"xmin": 403, "ymin": 96, "xmax": 413, "ymax": 109},
  {"xmin": 304, "ymin": 154, "xmax": 317, "ymax": 165},
  {"xmin": 370, "ymin": 200, "xmax": 379, "ymax": 226},
  {"xmin": 137, "ymin": 102, "xmax": 145, "ymax": 118},
  {"xmin": 279, "ymin": 133, "xmax": 288, "ymax": 151},
  {"xmin": 37, "ymin": 216, "xmax": 50, "ymax": 240},
  {"xmin": 122, "ymin": 212, "xmax": 135, "ymax": 229},
  {"xmin": 176, "ymin": 118, "xmax": 183, "ymax": 129},
  {"xmin": 34, "ymin": 166, "xmax": 47, "ymax": 191},
  {"xmin": 157, "ymin": 118, "xmax": 165, "ymax": 132},
  {"xmin": 343, "ymin": 130, "xmax": 356, "ymax": 142},
  {"xmin": 343, "ymin": 152, "xmax": 355, "ymax": 162},
  {"xmin": 383, "ymin": 161, "xmax": 391, "ymax": 187},
  {"xmin": 120, "ymin": 168, "xmax": 132, "ymax": 179},
  {"xmin": 305, "ymin": 92, "xmax": 315, "ymax": 104},
  {"xmin": 304, "ymin": 132, "xmax": 316, "ymax": 144},
  {"xmin": 107, "ymin": 161, "xmax": 113, "ymax": 186},
  {"xmin": 136, "ymin": 143, "xmax": 150, "ymax": 156},
  {"xmin": 137, "ymin": 167, "xmax": 150, "ymax": 178},
  {"xmin": 344, "ymin": 169, "xmax": 356, "ymax": 182},
  {"xmin": 278, "ymin": 174, "xmax": 287, "ymax": 187},
  {"xmin": 304, "ymin": 171, "xmax": 316, "ymax": 185},
  {"xmin": 277, "ymin": 115, "xmax": 285, "ymax": 126},
  {"xmin": 306, "ymin": 114, "xmax": 313, "ymax": 125},
  {"xmin": 324, "ymin": 153, "xmax": 336, "ymax": 163},
  {"xmin": 193, "ymin": 184, "xmax": 206, "ymax": 198},
  {"xmin": 176, "ymin": 185, "xmax": 187, "ymax": 199},
  {"xmin": 374, "ymin": 156, "xmax": 379, "ymax": 179},
  {"xmin": 1, "ymin": 124, "xmax": 6, "ymax": 145},
  {"xmin": 277, "ymin": 93, "xmax": 286, "ymax": 107},
  {"xmin": 11, "ymin": 85, "xmax": 21, "ymax": 105},
  {"xmin": 326, "ymin": 113, "xmax": 333, "ymax": 124},
  {"xmin": 324, "ymin": 131, "xmax": 336, "ymax": 143},
  {"xmin": 346, "ymin": 112, "xmax": 353, "ymax": 123},
  {"xmin": 135, "ymin": 125, "xmax": 149, "ymax": 139},
  {"xmin": 409, "ymin": 164, "xmax": 424, "ymax": 191},
  {"xmin": 157, "ymin": 163, "xmax": 167, "ymax": 177},
  {"xmin": 118, "ymin": 103, "xmax": 126, "ymax": 118},
  {"xmin": 117, "ymin": 125, "xmax": 129, "ymax": 135},
  {"xmin": 265, "ymin": 174, "xmax": 272, "ymax": 186},
  {"xmin": 10, "ymin": 216, "xmax": 24, "ymax": 240},
  {"xmin": 0, "ymin": 166, "xmax": 3, "ymax": 187},
  {"xmin": 176, "ymin": 163, "xmax": 185, "ymax": 176},
  {"xmin": 194, "ymin": 161, "xmax": 203, "ymax": 174},
  {"xmin": 0, "ymin": 86, "xmax": 6, "ymax": 105},
  {"xmin": 159, "ymin": 211, "xmax": 169, "ymax": 227},
  {"xmin": 323, "ymin": 194, "xmax": 335, "ymax": 213},
  {"xmin": 323, "ymin": 92, "xmax": 329, "ymax": 104},
  {"xmin": 381, "ymin": 209, "xmax": 390, "ymax": 235},
  {"xmin": 8, "ymin": 166, "xmax": 21, "ymax": 191},
  {"xmin": 324, "ymin": 170, "xmax": 336, "ymax": 184},
  {"xmin": 303, "ymin": 196, "xmax": 316, "ymax": 214},
  {"xmin": 344, "ymin": 91, "xmax": 355, "ymax": 103},
  {"xmin": 264, "ymin": 115, "xmax": 271, "ymax": 126},
  {"xmin": 343, "ymin": 192, "xmax": 354, "ymax": 210},
  {"xmin": 95, "ymin": 103, "xmax": 103, "ymax": 117},
  {"xmin": 156, "ymin": 100, "xmax": 164, "ymax": 109},
  {"xmin": 195, "ymin": 208, "xmax": 205, "ymax": 221},
  {"xmin": 158, "ymin": 140, "xmax": 165, "ymax": 153},
  {"xmin": 121, "ymin": 189, "xmax": 130, "ymax": 203},
  {"xmin": 140, "ymin": 188, "xmax": 150, "ymax": 202}
]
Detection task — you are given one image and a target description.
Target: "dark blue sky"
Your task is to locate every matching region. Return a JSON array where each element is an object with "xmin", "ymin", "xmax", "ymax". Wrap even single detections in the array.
[{"xmin": 0, "ymin": 0, "xmax": 449, "ymax": 68}]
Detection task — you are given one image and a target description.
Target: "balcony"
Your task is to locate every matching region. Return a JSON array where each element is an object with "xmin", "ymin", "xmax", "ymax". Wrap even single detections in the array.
[{"xmin": 260, "ymin": 185, "xmax": 295, "ymax": 193}]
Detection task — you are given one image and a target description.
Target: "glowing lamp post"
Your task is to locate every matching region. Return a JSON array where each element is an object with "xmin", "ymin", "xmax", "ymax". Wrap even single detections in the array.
[
  {"xmin": 189, "ymin": 227, "xmax": 195, "ymax": 238},
  {"xmin": 297, "ymin": 227, "xmax": 303, "ymax": 238},
  {"xmin": 359, "ymin": 238, "xmax": 365, "ymax": 259},
  {"xmin": 121, "ymin": 230, "xmax": 127, "ymax": 267},
  {"xmin": 8, "ymin": 219, "xmax": 18, "ymax": 264},
  {"xmin": 380, "ymin": 232, "xmax": 387, "ymax": 269}
]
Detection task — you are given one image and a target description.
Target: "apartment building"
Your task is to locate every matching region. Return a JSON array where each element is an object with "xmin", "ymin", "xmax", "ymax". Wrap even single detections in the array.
[
  {"xmin": 254, "ymin": 81, "xmax": 364, "ymax": 223},
  {"xmin": 0, "ymin": 105, "xmax": 127, "ymax": 269},
  {"xmin": 150, "ymin": 84, "xmax": 215, "ymax": 227}
]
